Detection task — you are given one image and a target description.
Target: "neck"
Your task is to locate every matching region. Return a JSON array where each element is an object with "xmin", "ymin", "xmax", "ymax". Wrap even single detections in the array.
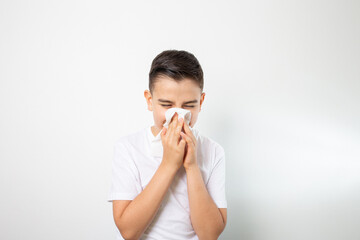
[{"xmin": 151, "ymin": 125, "xmax": 162, "ymax": 137}]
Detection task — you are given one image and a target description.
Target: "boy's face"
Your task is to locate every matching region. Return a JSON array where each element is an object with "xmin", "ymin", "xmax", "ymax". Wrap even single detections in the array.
[{"xmin": 144, "ymin": 76, "xmax": 205, "ymax": 134}]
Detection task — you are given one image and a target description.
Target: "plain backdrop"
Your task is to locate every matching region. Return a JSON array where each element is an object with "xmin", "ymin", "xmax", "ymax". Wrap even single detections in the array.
[{"xmin": 1, "ymin": 0, "xmax": 359, "ymax": 239}]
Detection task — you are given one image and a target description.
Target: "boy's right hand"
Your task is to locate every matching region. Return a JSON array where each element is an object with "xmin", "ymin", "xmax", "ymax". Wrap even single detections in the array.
[{"xmin": 160, "ymin": 112, "xmax": 186, "ymax": 171}]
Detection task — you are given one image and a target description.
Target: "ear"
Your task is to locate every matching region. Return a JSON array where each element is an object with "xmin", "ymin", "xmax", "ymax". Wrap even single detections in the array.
[
  {"xmin": 199, "ymin": 92, "xmax": 205, "ymax": 111},
  {"xmin": 144, "ymin": 90, "xmax": 153, "ymax": 111}
]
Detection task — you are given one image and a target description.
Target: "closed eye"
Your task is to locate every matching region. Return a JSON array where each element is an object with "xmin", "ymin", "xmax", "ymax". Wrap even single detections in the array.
[{"xmin": 161, "ymin": 105, "xmax": 194, "ymax": 108}]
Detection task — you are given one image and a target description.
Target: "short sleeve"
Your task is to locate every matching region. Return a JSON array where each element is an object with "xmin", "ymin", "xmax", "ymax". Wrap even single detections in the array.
[
  {"xmin": 107, "ymin": 141, "xmax": 142, "ymax": 202},
  {"xmin": 206, "ymin": 144, "xmax": 227, "ymax": 208}
]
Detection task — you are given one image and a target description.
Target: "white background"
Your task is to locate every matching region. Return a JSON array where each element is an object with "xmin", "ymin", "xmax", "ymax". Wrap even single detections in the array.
[{"xmin": 1, "ymin": 0, "xmax": 359, "ymax": 239}]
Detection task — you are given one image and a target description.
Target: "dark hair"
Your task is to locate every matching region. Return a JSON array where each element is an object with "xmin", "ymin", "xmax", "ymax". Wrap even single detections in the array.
[{"xmin": 148, "ymin": 50, "xmax": 204, "ymax": 94}]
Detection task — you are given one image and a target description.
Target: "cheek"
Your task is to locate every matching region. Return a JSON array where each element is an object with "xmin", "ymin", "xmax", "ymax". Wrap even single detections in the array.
[
  {"xmin": 189, "ymin": 112, "xmax": 198, "ymax": 126},
  {"xmin": 155, "ymin": 110, "xmax": 167, "ymax": 124}
]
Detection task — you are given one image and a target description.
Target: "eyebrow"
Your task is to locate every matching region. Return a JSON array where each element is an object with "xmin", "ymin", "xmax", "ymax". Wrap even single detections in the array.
[{"xmin": 158, "ymin": 99, "xmax": 198, "ymax": 104}]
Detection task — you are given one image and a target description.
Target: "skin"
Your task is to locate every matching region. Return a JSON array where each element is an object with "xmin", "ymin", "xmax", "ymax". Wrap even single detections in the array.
[
  {"xmin": 111, "ymin": 75, "xmax": 226, "ymax": 240},
  {"xmin": 144, "ymin": 75, "xmax": 227, "ymax": 238},
  {"xmin": 144, "ymin": 75, "xmax": 205, "ymax": 136}
]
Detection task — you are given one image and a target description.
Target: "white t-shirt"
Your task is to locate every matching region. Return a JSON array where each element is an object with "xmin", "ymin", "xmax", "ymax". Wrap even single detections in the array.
[{"xmin": 107, "ymin": 125, "xmax": 227, "ymax": 240}]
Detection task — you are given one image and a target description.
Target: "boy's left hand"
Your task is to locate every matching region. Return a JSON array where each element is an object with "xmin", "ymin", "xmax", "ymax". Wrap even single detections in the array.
[{"xmin": 180, "ymin": 119, "xmax": 198, "ymax": 171}]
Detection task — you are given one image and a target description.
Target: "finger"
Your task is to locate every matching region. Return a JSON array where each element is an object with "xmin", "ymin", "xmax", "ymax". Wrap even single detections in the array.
[
  {"xmin": 179, "ymin": 118, "xmax": 185, "ymax": 133},
  {"xmin": 169, "ymin": 113, "xmax": 180, "ymax": 144},
  {"xmin": 179, "ymin": 137, "xmax": 186, "ymax": 148},
  {"xmin": 161, "ymin": 126, "xmax": 167, "ymax": 136},
  {"xmin": 173, "ymin": 112, "xmax": 179, "ymax": 125},
  {"xmin": 180, "ymin": 131, "xmax": 194, "ymax": 147},
  {"xmin": 183, "ymin": 121, "xmax": 196, "ymax": 144},
  {"xmin": 169, "ymin": 112, "xmax": 178, "ymax": 131},
  {"xmin": 183, "ymin": 119, "xmax": 190, "ymax": 131},
  {"xmin": 160, "ymin": 127, "xmax": 167, "ymax": 142},
  {"xmin": 172, "ymin": 117, "xmax": 183, "ymax": 146},
  {"xmin": 160, "ymin": 130, "xmax": 167, "ymax": 149},
  {"xmin": 180, "ymin": 131, "xmax": 188, "ymax": 141},
  {"xmin": 171, "ymin": 112, "xmax": 178, "ymax": 123},
  {"xmin": 175, "ymin": 117, "xmax": 183, "ymax": 136}
]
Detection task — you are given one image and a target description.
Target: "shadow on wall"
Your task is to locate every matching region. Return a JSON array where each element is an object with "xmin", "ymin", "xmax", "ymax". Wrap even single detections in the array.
[
  {"xmin": 219, "ymin": 198, "xmax": 258, "ymax": 240},
  {"xmin": 207, "ymin": 110, "xmax": 253, "ymax": 239}
]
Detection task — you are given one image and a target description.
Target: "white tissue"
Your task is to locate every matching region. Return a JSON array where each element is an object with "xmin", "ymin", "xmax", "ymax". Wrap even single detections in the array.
[
  {"xmin": 163, "ymin": 107, "xmax": 192, "ymax": 128},
  {"xmin": 150, "ymin": 107, "xmax": 196, "ymax": 158}
]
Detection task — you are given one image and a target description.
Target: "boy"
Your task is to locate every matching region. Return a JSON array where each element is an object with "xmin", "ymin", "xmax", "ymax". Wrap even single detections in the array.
[{"xmin": 108, "ymin": 50, "xmax": 227, "ymax": 239}]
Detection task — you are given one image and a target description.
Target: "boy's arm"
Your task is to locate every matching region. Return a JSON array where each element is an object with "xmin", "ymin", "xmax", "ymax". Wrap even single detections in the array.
[
  {"xmin": 113, "ymin": 114, "xmax": 185, "ymax": 239},
  {"xmin": 186, "ymin": 165, "xmax": 227, "ymax": 240},
  {"xmin": 113, "ymin": 161, "xmax": 178, "ymax": 240},
  {"xmin": 180, "ymin": 117, "xmax": 227, "ymax": 239}
]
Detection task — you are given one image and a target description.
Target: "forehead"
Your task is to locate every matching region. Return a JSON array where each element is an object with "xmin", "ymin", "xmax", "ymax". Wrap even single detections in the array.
[{"xmin": 153, "ymin": 76, "xmax": 201, "ymax": 98}]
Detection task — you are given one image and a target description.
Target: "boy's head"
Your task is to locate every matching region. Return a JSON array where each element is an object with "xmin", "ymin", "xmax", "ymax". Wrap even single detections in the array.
[{"xmin": 144, "ymin": 50, "xmax": 206, "ymax": 133}]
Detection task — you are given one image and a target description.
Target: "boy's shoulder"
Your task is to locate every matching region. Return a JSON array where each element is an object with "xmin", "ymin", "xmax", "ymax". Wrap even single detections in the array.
[
  {"xmin": 195, "ymin": 128, "xmax": 225, "ymax": 156},
  {"xmin": 114, "ymin": 127, "xmax": 148, "ymax": 148}
]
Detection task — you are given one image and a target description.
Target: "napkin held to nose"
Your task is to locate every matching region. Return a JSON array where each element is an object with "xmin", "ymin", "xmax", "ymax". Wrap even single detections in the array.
[{"xmin": 150, "ymin": 107, "xmax": 195, "ymax": 158}]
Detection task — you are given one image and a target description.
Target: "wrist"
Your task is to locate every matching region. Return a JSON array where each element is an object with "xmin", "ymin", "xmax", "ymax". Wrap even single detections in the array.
[
  {"xmin": 160, "ymin": 160, "xmax": 181, "ymax": 173},
  {"xmin": 184, "ymin": 163, "xmax": 199, "ymax": 172}
]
